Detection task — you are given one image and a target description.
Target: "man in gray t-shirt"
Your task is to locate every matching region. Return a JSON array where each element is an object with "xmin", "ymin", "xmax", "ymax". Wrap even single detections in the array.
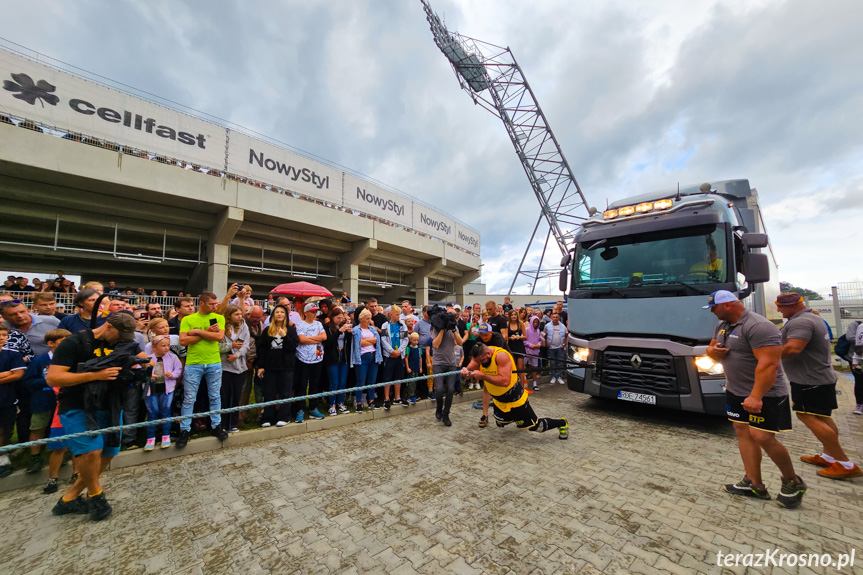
[
  {"xmin": 777, "ymin": 292, "xmax": 861, "ymax": 480},
  {"xmin": 705, "ymin": 290, "xmax": 806, "ymax": 507},
  {"xmin": 431, "ymin": 317, "xmax": 464, "ymax": 426}
]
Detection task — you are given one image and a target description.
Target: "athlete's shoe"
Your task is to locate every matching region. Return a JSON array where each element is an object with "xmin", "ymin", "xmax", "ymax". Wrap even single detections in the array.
[
  {"xmin": 478, "ymin": 415, "xmax": 488, "ymax": 428},
  {"xmin": 800, "ymin": 454, "xmax": 831, "ymax": 468},
  {"xmin": 776, "ymin": 475, "xmax": 806, "ymax": 509},
  {"xmin": 52, "ymin": 495, "xmax": 89, "ymax": 516},
  {"xmin": 558, "ymin": 418, "xmax": 569, "ymax": 440},
  {"xmin": 817, "ymin": 462, "xmax": 863, "ymax": 480},
  {"xmin": 723, "ymin": 477, "xmax": 771, "ymax": 500},
  {"xmin": 88, "ymin": 492, "xmax": 113, "ymax": 521}
]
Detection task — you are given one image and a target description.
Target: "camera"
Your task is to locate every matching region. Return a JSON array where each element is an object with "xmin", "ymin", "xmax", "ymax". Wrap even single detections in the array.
[
  {"xmin": 428, "ymin": 304, "xmax": 457, "ymax": 332},
  {"xmin": 236, "ymin": 283, "xmax": 244, "ymax": 290}
]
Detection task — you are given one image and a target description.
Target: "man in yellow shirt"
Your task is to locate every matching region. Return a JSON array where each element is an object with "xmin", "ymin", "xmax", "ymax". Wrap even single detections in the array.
[
  {"xmin": 689, "ymin": 243, "xmax": 723, "ymax": 282},
  {"xmin": 462, "ymin": 343, "xmax": 568, "ymax": 438}
]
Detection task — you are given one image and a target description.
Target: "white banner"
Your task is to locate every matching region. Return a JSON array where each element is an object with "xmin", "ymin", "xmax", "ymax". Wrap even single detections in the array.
[
  {"xmin": 226, "ymin": 131, "xmax": 342, "ymax": 204},
  {"xmin": 343, "ymin": 174, "xmax": 413, "ymax": 229},
  {"xmin": 0, "ymin": 49, "xmax": 226, "ymax": 167},
  {"xmin": 413, "ymin": 205, "xmax": 455, "ymax": 243},
  {"xmin": 455, "ymin": 223, "xmax": 481, "ymax": 254}
]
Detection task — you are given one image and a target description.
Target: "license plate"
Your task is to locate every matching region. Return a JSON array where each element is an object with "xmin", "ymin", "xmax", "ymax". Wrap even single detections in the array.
[{"xmin": 617, "ymin": 391, "xmax": 656, "ymax": 405}]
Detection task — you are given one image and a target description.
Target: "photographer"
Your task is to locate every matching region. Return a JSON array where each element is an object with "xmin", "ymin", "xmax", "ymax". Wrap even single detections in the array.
[{"xmin": 430, "ymin": 306, "xmax": 463, "ymax": 427}]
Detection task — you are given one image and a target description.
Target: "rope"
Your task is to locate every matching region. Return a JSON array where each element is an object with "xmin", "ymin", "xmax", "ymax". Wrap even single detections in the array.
[{"xmin": 0, "ymin": 369, "xmax": 464, "ymax": 455}]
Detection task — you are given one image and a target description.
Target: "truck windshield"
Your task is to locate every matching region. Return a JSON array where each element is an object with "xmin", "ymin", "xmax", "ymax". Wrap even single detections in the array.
[{"xmin": 574, "ymin": 224, "xmax": 729, "ymax": 294}]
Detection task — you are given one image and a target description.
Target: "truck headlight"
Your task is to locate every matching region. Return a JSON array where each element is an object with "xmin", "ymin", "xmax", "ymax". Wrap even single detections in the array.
[
  {"xmin": 571, "ymin": 346, "xmax": 590, "ymax": 362},
  {"xmin": 695, "ymin": 355, "xmax": 724, "ymax": 376}
]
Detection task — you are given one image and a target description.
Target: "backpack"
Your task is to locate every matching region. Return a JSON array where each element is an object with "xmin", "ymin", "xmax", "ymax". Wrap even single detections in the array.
[{"xmin": 835, "ymin": 335, "xmax": 852, "ymax": 362}]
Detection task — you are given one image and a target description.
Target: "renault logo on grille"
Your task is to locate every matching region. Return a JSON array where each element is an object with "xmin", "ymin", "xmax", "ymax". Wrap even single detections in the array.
[{"xmin": 630, "ymin": 354, "xmax": 643, "ymax": 368}]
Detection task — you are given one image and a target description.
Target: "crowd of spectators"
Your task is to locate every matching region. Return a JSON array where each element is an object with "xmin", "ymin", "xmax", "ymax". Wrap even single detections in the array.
[{"xmin": 0, "ymin": 275, "xmax": 569, "ymax": 513}]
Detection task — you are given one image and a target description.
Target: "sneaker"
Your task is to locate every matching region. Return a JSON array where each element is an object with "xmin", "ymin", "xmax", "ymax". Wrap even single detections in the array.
[
  {"xmin": 384, "ymin": 399, "xmax": 392, "ymax": 411},
  {"xmin": 817, "ymin": 461, "xmax": 863, "ymax": 480},
  {"xmin": 26, "ymin": 456, "xmax": 43, "ymax": 474},
  {"xmin": 338, "ymin": 404, "xmax": 349, "ymax": 413},
  {"xmin": 800, "ymin": 454, "xmax": 832, "ymax": 468},
  {"xmin": 261, "ymin": 422, "xmax": 272, "ymax": 428},
  {"xmin": 124, "ymin": 444, "xmax": 139, "ymax": 451},
  {"xmin": 276, "ymin": 421, "xmax": 288, "ymax": 427},
  {"xmin": 144, "ymin": 438, "xmax": 156, "ymax": 452},
  {"xmin": 559, "ymin": 377, "xmax": 566, "ymax": 384},
  {"xmin": 214, "ymin": 427, "xmax": 229, "ymax": 442},
  {"xmin": 43, "ymin": 478, "xmax": 59, "ymax": 494},
  {"xmin": 328, "ymin": 406, "xmax": 337, "ymax": 416},
  {"xmin": 176, "ymin": 430, "xmax": 190, "ymax": 449},
  {"xmin": 309, "ymin": 409, "xmax": 325, "ymax": 420},
  {"xmin": 409, "ymin": 397, "xmax": 417, "ymax": 405},
  {"xmin": 52, "ymin": 495, "xmax": 89, "ymax": 516},
  {"xmin": 68, "ymin": 472, "xmax": 79, "ymax": 484},
  {"xmin": 161, "ymin": 435, "xmax": 171, "ymax": 449},
  {"xmin": 88, "ymin": 492, "xmax": 113, "ymax": 521},
  {"xmin": 723, "ymin": 477, "xmax": 771, "ymax": 500},
  {"xmin": 229, "ymin": 427, "xmax": 239, "ymax": 433},
  {"xmin": 532, "ymin": 382, "xmax": 539, "ymax": 391},
  {"xmin": 435, "ymin": 410, "xmax": 442, "ymax": 421},
  {"xmin": 0, "ymin": 464, "xmax": 12, "ymax": 478},
  {"xmin": 559, "ymin": 418, "xmax": 569, "ymax": 440},
  {"xmin": 401, "ymin": 398, "xmax": 409, "ymax": 407},
  {"xmin": 853, "ymin": 404, "xmax": 863, "ymax": 415},
  {"xmin": 443, "ymin": 416, "xmax": 452, "ymax": 427},
  {"xmin": 776, "ymin": 475, "xmax": 806, "ymax": 509},
  {"xmin": 356, "ymin": 404, "xmax": 364, "ymax": 413},
  {"xmin": 472, "ymin": 400, "xmax": 483, "ymax": 409},
  {"xmin": 295, "ymin": 412, "xmax": 305, "ymax": 423},
  {"xmin": 369, "ymin": 403, "xmax": 381, "ymax": 411},
  {"xmin": 478, "ymin": 415, "xmax": 488, "ymax": 428},
  {"xmin": 428, "ymin": 391, "xmax": 436, "ymax": 400}
]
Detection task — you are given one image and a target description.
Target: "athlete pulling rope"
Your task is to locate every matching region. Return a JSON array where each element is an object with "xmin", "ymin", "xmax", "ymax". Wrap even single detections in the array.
[{"xmin": 461, "ymin": 342, "xmax": 569, "ymax": 439}]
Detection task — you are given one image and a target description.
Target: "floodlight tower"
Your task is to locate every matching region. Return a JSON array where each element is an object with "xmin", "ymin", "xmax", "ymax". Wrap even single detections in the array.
[{"xmin": 421, "ymin": 0, "xmax": 595, "ymax": 294}]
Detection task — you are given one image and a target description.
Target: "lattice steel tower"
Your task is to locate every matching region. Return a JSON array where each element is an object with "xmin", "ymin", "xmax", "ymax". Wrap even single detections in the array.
[{"xmin": 421, "ymin": 1, "xmax": 595, "ymax": 294}]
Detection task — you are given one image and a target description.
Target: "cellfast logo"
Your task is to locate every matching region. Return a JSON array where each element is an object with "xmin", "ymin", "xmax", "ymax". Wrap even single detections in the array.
[
  {"xmin": 458, "ymin": 230, "xmax": 478, "ymax": 247},
  {"xmin": 419, "ymin": 213, "xmax": 451, "ymax": 235},
  {"xmin": 249, "ymin": 149, "xmax": 330, "ymax": 189},
  {"xmin": 2, "ymin": 72, "xmax": 208, "ymax": 148},
  {"xmin": 357, "ymin": 187, "xmax": 405, "ymax": 217}
]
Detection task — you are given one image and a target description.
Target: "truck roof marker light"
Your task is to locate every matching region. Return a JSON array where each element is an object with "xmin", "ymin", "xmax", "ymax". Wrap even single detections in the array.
[
  {"xmin": 635, "ymin": 202, "xmax": 653, "ymax": 213},
  {"xmin": 603, "ymin": 209, "xmax": 619, "ymax": 220},
  {"xmin": 654, "ymin": 198, "xmax": 673, "ymax": 210},
  {"xmin": 618, "ymin": 205, "xmax": 636, "ymax": 217}
]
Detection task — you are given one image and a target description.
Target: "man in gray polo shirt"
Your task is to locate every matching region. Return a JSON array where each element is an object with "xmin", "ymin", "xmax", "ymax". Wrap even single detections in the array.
[
  {"xmin": 704, "ymin": 290, "xmax": 807, "ymax": 508},
  {"xmin": 777, "ymin": 292, "xmax": 862, "ymax": 480}
]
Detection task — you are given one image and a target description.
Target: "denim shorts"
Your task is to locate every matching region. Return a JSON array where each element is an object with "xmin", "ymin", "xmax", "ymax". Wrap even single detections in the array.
[{"xmin": 58, "ymin": 409, "xmax": 121, "ymax": 457}]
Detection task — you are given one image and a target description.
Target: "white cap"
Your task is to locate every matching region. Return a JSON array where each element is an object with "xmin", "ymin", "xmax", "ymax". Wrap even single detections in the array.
[{"xmin": 703, "ymin": 290, "xmax": 738, "ymax": 309}]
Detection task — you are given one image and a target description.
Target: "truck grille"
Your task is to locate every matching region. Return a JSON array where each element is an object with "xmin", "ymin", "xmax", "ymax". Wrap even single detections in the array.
[{"xmin": 600, "ymin": 349, "xmax": 679, "ymax": 394}]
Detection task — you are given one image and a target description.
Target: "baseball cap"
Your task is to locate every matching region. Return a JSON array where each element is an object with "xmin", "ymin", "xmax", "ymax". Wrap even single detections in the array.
[
  {"xmin": 478, "ymin": 323, "xmax": 492, "ymax": 334},
  {"xmin": 304, "ymin": 302, "xmax": 319, "ymax": 313},
  {"xmin": 775, "ymin": 292, "xmax": 804, "ymax": 307},
  {"xmin": 106, "ymin": 312, "xmax": 137, "ymax": 341},
  {"xmin": 703, "ymin": 290, "xmax": 739, "ymax": 309},
  {"xmin": 453, "ymin": 304, "xmax": 462, "ymax": 311}
]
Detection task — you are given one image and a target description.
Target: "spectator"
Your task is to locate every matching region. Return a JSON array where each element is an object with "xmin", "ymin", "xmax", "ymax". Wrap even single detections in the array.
[
  {"xmin": 524, "ymin": 316, "xmax": 543, "ymax": 392},
  {"xmin": 400, "ymin": 300, "xmax": 414, "ymax": 321},
  {"xmin": 0, "ymin": 323, "xmax": 27, "ymax": 478},
  {"xmin": 144, "ymin": 318, "xmax": 179, "ymax": 356},
  {"xmin": 255, "ymin": 305, "xmax": 299, "ymax": 427},
  {"xmin": 220, "ymin": 305, "xmax": 250, "ymax": 433},
  {"xmin": 16, "ymin": 277, "xmax": 35, "ymax": 292},
  {"xmin": 431, "ymin": 308, "xmax": 463, "ymax": 427},
  {"xmin": 294, "ymin": 303, "xmax": 327, "ymax": 422},
  {"xmin": 505, "ymin": 309, "xmax": 527, "ymax": 390},
  {"xmin": 416, "ymin": 306, "xmax": 434, "ymax": 400},
  {"xmin": 107, "ymin": 299, "xmax": 127, "ymax": 315},
  {"xmin": 340, "ymin": 291, "xmax": 349, "ymax": 305},
  {"xmin": 323, "ymin": 306, "xmax": 352, "ymax": 416},
  {"xmin": 380, "ymin": 305, "xmax": 408, "ymax": 410},
  {"xmin": 144, "ymin": 335, "xmax": 182, "ymax": 450},
  {"xmin": 177, "ymin": 292, "xmax": 227, "ymax": 448},
  {"xmin": 0, "ymin": 299, "xmax": 61, "ymax": 355},
  {"xmin": 317, "ymin": 299, "xmax": 333, "ymax": 324},
  {"xmin": 543, "ymin": 312, "xmax": 567, "ymax": 384},
  {"xmin": 486, "ymin": 300, "xmax": 507, "ymax": 334},
  {"xmin": 43, "ymin": 334, "xmax": 80, "ymax": 493},
  {"xmin": 145, "ymin": 301, "xmax": 163, "ymax": 319},
  {"xmin": 32, "ymin": 278, "xmax": 43, "ymax": 292},
  {"xmin": 106, "ymin": 281, "xmax": 121, "ymax": 296},
  {"xmin": 404, "ymin": 332, "xmax": 422, "ymax": 403},
  {"xmin": 169, "ymin": 297, "xmax": 195, "ymax": 336},
  {"xmin": 351, "ymin": 309, "xmax": 382, "ymax": 412},
  {"xmin": 59, "ymin": 289, "xmax": 106, "ymax": 333},
  {"xmin": 366, "ymin": 298, "xmax": 387, "ymax": 330},
  {"xmin": 555, "ymin": 301, "xmax": 568, "ymax": 326},
  {"xmin": 240, "ymin": 306, "xmax": 265, "ymax": 425},
  {"xmin": 502, "ymin": 296, "xmax": 513, "ymax": 313}
]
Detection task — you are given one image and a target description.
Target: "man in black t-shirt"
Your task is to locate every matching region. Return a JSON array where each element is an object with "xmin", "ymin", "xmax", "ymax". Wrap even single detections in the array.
[
  {"xmin": 47, "ymin": 313, "xmax": 150, "ymax": 521},
  {"xmin": 485, "ymin": 300, "xmax": 507, "ymax": 334},
  {"xmin": 367, "ymin": 298, "xmax": 387, "ymax": 330}
]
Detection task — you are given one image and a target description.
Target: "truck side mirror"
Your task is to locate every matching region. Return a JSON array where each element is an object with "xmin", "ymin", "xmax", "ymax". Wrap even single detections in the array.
[
  {"xmin": 742, "ymin": 253, "xmax": 769, "ymax": 284},
  {"xmin": 560, "ymin": 253, "xmax": 571, "ymax": 267},
  {"xmin": 559, "ymin": 267, "xmax": 569, "ymax": 293},
  {"xmin": 742, "ymin": 233, "xmax": 769, "ymax": 249}
]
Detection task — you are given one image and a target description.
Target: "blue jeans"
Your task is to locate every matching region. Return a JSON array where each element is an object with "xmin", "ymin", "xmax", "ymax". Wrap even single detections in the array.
[
  {"xmin": 180, "ymin": 363, "xmax": 222, "ymax": 432},
  {"xmin": 328, "ymin": 362, "xmax": 349, "ymax": 406},
  {"xmin": 548, "ymin": 347, "xmax": 566, "ymax": 379},
  {"xmin": 145, "ymin": 392, "xmax": 173, "ymax": 438},
  {"xmin": 354, "ymin": 352, "xmax": 378, "ymax": 404}
]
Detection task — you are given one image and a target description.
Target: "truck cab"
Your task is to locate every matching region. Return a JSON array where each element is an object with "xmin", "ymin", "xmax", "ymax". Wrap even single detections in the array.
[{"xmin": 561, "ymin": 179, "xmax": 779, "ymax": 415}]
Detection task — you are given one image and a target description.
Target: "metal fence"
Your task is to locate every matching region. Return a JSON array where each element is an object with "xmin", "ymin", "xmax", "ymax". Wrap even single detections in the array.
[
  {"xmin": 834, "ymin": 282, "xmax": 863, "ymax": 337},
  {"xmin": 0, "ymin": 290, "xmax": 265, "ymax": 312}
]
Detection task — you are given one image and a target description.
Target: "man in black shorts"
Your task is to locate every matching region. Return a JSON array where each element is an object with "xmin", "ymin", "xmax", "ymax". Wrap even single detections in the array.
[
  {"xmin": 704, "ymin": 290, "xmax": 807, "ymax": 508},
  {"xmin": 776, "ymin": 292, "xmax": 862, "ymax": 479},
  {"xmin": 461, "ymin": 343, "xmax": 568, "ymax": 439}
]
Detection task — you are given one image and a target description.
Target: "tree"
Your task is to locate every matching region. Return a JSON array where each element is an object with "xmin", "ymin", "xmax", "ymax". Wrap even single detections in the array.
[{"xmin": 779, "ymin": 281, "xmax": 823, "ymax": 301}]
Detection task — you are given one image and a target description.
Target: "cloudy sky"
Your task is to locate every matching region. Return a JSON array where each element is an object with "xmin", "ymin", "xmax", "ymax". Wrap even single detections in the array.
[{"xmin": 2, "ymin": 0, "xmax": 861, "ymax": 296}]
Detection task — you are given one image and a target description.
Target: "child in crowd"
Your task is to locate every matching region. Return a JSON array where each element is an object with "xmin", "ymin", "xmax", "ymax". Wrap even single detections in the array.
[
  {"xmin": 145, "ymin": 335, "xmax": 182, "ymax": 450},
  {"xmin": 453, "ymin": 342, "xmax": 465, "ymax": 394},
  {"xmin": 404, "ymin": 332, "xmax": 421, "ymax": 404},
  {"xmin": 23, "ymin": 329, "xmax": 72, "ymax": 476},
  {"xmin": 0, "ymin": 323, "xmax": 27, "ymax": 478}
]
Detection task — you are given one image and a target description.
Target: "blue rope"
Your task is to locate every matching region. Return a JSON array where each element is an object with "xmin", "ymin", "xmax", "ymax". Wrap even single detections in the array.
[{"xmin": 0, "ymin": 369, "xmax": 465, "ymax": 454}]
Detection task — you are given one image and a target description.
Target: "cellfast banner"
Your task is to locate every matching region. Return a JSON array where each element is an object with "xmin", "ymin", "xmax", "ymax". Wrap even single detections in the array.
[
  {"xmin": 0, "ymin": 49, "xmax": 225, "ymax": 167},
  {"xmin": 343, "ymin": 174, "xmax": 413, "ymax": 230},
  {"xmin": 227, "ymin": 131, "xmax": 342, "ymax": 205}
]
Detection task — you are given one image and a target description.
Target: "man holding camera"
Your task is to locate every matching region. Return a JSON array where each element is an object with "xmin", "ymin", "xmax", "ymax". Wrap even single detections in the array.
[
  {"xmin": 430, "ymin": 307, "xmax": 463, "ymax": 426},
  {"xmin": 47, "ymin": 313, "xmax": 150, "ymax": 521}
]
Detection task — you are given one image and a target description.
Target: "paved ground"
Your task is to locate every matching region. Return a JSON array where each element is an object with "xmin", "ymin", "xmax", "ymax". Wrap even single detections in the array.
[{"xmin": 1, "ymin": 376, "xmax": 861, "ymax": 575}]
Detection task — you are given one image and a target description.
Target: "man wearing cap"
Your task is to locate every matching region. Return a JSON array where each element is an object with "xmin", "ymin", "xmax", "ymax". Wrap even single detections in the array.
[
  {"xmin": 704, "ymin": 290, "xmax": 807, "ymax": 508},
  {"xmin": 776, "ymin": 292, "xmax": 862, "ymax": 479},
  {"xmin": 59, "ymin": 288, "xmax": 107, "ymax": 333},
  {"xmin": 47, "ymin": 312, "xmax": 151, "ymax": 521}
]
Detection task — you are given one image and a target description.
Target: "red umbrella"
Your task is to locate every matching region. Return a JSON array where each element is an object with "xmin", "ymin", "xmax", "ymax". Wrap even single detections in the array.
[{"xmin": 270, "ymin": 281, "xmax": 333, "ymax": 298}]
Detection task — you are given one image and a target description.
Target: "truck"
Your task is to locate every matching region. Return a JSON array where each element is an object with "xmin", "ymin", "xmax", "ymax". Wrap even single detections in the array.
[{"xmin": 559, "ymin": 179, "xmax": 780, "ymax": 416}]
